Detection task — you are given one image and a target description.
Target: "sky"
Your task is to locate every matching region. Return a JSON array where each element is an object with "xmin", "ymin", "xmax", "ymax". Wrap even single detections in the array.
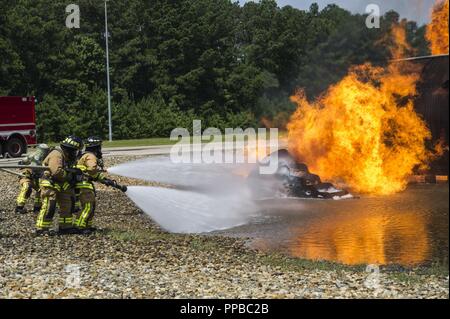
[{"xmin": 239, "ymin": 0, "xmax": 437, "ymax": 25}]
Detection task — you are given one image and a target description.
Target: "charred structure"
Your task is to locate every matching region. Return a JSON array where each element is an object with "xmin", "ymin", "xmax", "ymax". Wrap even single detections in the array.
[{"xmin": 413, "ymin": 54, "xmax": 449, "ymax": 174}]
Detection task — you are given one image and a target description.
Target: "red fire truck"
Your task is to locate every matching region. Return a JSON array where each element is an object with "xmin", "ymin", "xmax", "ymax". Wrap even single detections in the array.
[{"xmin": 0, "ymin": 96, "xmax": 37, "ymax": 158}]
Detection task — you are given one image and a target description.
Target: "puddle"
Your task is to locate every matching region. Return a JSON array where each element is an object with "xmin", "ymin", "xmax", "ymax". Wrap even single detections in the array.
[{"xmin": 219, "ymin": 184, "xmax": 449, "ymax": 266}]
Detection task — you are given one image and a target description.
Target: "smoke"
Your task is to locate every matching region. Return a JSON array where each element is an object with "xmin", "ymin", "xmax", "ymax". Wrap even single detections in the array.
[{"xmin": 109, "ymin": 156, "xmax": 259, "ymax": 233}]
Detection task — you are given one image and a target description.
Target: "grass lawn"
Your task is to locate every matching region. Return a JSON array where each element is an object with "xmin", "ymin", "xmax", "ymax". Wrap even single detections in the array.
[
  {"xmin": 103, "ymin": 137, "xmax": 177, "ymax": 148},
  {"xmin": 46, "ymin": 131, "xmax": 288, "ymax": 149},
  {"xmin": 47, "ymin": 137, "xmax": 178, "ymax": 148}
]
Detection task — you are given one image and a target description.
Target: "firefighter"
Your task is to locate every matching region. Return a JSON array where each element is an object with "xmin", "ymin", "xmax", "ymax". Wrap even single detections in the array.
[
  {"xmin": 35, "ymin": 136, "xmax": 84, "ymax": 236},
  {"xmin": 73, "ymin": 136, "xmax": 105, "ymax": 234},
  {"xmin": 15, "ymin": 144, "xmax": 50, "ymax": 214}
]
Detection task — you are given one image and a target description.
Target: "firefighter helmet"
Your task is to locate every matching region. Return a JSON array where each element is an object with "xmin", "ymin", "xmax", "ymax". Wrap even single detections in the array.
[
  {"xmin": 85, "ymin": 136, "xmax": 103, "ymax": 160},
  {"xmin": 60, "ymin": 136, "xmax": 83, "ymax": 162},
  {"xmin": 61, "ymin": 136, "xmax": 83, "ymax": 151},
  {"xmin": 85, "ymin": 136, "xmax": 102, "ymax": 148}
]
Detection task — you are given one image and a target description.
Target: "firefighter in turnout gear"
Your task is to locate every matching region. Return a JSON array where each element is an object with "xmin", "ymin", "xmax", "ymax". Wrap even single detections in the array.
[
  {"xmin": 35, "ymin": 136, "xmax": 84, "ymax": 236},
  {"xmin": 73, "ymin": 136, "xmax": 105, "ymax": 234},
  {"xmin": 15, "ymin": 144, "xmax": 50, "ymax": 214}
]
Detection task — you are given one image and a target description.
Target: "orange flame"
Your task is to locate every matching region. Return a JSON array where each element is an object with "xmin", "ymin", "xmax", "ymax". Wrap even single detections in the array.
[
  {"xmin": 287, "ymin": 25, "xmax": 433, "ymax": 195},
  {"xmin": 426, "ymin": 0, "xmax": 449, "ymax": 55}
]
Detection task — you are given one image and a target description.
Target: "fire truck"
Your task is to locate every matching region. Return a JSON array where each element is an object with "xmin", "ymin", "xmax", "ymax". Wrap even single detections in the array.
[{"xmin": 0, "ymin": 96, "xmax": 37, "ymax": 158}]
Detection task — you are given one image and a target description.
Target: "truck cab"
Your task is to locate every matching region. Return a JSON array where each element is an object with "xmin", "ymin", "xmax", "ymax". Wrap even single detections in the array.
[{"xmin": 0, "ymin": 96, "xmax": 37, "ymax": 158}]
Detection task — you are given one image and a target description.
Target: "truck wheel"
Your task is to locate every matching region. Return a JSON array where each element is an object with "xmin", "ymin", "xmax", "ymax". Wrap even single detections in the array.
[{"xmin": 6, "ymin": 137, "xmax": 26, "ymax": 158}]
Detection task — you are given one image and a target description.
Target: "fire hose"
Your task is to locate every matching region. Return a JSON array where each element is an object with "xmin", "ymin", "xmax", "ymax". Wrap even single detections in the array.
[
  {"xmin": 0, "ymin": 165, "xmax": 128, "ymax": 193},
  {"xmin": 0, "ymin": 168, "xmax": 25, "ymax": 178}
]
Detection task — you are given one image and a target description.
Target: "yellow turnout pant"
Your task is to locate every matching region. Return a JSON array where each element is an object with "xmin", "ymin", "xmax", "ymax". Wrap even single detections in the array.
[
  {"xmin": 73, "ymin": 181, "xmax": 96, "ymax": 229},
  {"xmin": 36, "ymin": 180, "xmax": 74, "ymax": 230},
  {"xmin": 16, "ymin": 178, "xmax": 41, "ymax": 208}
]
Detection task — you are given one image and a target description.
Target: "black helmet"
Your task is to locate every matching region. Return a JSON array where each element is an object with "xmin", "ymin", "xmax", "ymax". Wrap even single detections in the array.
[
  {"xmin": 85, "ymin": 136, "xmax": 103, "ymax": 159},
  {"xmin": 61, "ymin": 136, "xmax": 83, "ymax": 151},
  {"xmin": 60, "ymin": 136, "xmax": 83, "ymax": 162},
  {"xmin": 85, "ymin": 136, "xmax": 102, "ymax": 148}
]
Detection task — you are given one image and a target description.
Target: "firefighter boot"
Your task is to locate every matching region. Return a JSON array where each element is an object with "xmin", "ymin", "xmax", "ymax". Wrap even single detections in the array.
[
  {"xmin": 34, "ymin": 228, "xmax": 57, "ymax": 237},
  {"xmin": 15, "ymin": 206, "xmax": 27, "ymax": 214}
]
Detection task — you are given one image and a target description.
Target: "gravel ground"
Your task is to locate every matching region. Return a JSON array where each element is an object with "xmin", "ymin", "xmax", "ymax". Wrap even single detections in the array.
[{"xmin": 0, "ymin": 156, "xmax": 448, "ymax": 299}]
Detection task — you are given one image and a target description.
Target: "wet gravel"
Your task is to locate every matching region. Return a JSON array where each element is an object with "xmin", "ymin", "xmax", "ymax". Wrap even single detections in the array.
[{"xmin": 0, "ymin": 156, "xmax": 448, "ymax": 299}]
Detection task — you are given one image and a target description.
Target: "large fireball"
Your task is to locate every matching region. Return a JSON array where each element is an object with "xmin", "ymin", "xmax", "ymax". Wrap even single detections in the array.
[{"xmin": 287, "ymin": 26, "xmax": 433, "ymax": 195}]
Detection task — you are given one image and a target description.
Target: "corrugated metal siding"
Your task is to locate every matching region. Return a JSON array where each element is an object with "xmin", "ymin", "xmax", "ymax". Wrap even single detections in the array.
[
  {"xmin": 412, "ymin": 55, "xmax": 449, "ymax": 175},
  {"xmin": 414, "ymin": 55, "xmax": 449, "ymax": 144}
]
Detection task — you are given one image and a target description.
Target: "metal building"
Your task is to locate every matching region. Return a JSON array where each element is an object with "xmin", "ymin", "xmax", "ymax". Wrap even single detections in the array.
[{"xmin": 411, "ymin": 54, "xmax": 449, "ymax": 175}]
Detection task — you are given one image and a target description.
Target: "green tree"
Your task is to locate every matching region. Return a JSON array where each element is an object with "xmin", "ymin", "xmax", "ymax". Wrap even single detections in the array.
[{"xmin": 0, "ymin": 0, "xmax": 431, "ymax": 141}]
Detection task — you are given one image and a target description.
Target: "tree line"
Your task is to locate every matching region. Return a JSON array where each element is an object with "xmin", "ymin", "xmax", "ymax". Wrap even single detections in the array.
[{"xmin": 0, "ymin": 0, "xmax": 430, "ymax": 141}]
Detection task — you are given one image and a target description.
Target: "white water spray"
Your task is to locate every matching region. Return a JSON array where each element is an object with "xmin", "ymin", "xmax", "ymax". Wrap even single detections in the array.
[{"xmin": 109, "ymin": 156, "xmax": 259, "ymax": 233}]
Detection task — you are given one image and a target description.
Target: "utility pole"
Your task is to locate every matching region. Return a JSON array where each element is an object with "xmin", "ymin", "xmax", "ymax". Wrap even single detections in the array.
[{"xmin": 105, "ymin": 0, "xmax": 112, "ymax": 142}]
